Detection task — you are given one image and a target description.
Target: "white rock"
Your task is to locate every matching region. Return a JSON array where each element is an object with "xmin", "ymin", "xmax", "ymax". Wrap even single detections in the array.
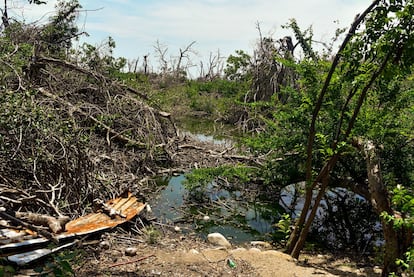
[
  {"xmin": 99, "ymin": 240, "xmax": 110, "ymax": 250},
  {"xmin": 174, "ymin": 226, "xmax": 181, "ymax": 232},
  {"xmin": 207, "ymin": 232, "xmax": 231, "ymax": 248},
  {"xmin": 250, "ymin": 241, "xmax": 272, "ymax": 248},
  {"xmin": 125, "ymin": 247, "xmax": 137, "ymax": 256},
  {"xmin": 203, "ymin": 215, "xmax": 210, "ymax": 221},
  {"xmin": 150, "ymin": 269, "xmax": 162, "ymax": 275}
]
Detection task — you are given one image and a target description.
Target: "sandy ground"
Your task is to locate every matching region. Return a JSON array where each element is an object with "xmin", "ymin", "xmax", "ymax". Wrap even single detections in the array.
[{"xmin": 71, "ymin": 229, "xmax": 381, "ymax": 277}]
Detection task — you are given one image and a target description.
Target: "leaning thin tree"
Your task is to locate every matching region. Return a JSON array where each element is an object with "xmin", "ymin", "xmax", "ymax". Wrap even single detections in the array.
[{"xmin": 285, "ymin": 1, "xmax": 414, "ymax": 276}]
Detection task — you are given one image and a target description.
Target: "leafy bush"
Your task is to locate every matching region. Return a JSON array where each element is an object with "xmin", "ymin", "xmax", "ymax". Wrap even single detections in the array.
[{"xmin": 382, "ymin": 185, "xmax": 414, "ymax": 275}]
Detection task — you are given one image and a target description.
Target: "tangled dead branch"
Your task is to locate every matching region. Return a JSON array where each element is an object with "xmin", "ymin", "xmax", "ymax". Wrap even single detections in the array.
[{"xmin": 0, "ymin": 24, "xmax": 180, "ymax": 218}]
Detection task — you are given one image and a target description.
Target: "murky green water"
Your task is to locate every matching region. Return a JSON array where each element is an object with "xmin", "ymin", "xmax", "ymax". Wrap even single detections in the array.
[
  {"xmin": 150, "ymin": 173, "xmax": 380, "ymax": 248},
  {"xmin": 150, "ymin": 174, "xmax": 284, "ymax": 243},
  {"xmin": 150, "ymin": 123, "xmax": 284, "ymax": 243}
]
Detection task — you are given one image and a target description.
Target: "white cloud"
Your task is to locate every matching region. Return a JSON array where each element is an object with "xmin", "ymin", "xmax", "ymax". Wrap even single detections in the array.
[{"xmin": 11, "ymin": 0, "xmax": 372, "ymax": 71}]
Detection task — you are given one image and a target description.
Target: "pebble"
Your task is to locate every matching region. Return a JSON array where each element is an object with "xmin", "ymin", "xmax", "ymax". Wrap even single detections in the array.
[
  {"xmin": 202, "ymin": 215, "xmax": 210, "ymax": 221},
  {"xmin": 174, "ymin": 226, "xmax": 181, "ymax": 232},
  {"xmin": 150, "ymin": 269, "xmax": 162, "ymax": 275},
  {"xmin": 125, "ymin": 247, "xmax": 138, "ymax": 256},
  {"xmin": 250, "ymin": 241, "xmax": 272, "ymax": 249},
  {"xmin": 99, "ymin": 240, "xmax": 110, "ymax": 250},
  {"xmin": 207, "ymin": 232, "xmax": 231, "ymax": 248},
  {"xmin": 110, "ymin": 250, "xmax": 122, "ymax": 257}
]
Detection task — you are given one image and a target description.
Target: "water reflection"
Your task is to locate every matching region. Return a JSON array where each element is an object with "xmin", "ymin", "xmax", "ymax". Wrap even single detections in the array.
[
  {"xmin": 150, "ymin": 174, "xmax": 281, "ymax": 243},
  {"xmin": 150, "ymin": 174, "xmax": 382, "ymax": 251},
  {"xmin": 151, "ymin": 175, "xmax": 188, "ymax": 221}
]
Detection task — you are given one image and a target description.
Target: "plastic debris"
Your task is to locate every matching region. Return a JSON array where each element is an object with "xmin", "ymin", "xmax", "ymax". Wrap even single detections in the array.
[{"xmin": 227, "ymin": 258, "xmax": 236, "ymax": 268}]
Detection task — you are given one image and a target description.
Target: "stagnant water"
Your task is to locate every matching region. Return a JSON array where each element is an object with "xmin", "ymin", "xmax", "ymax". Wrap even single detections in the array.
[
  {"xmin": 149, "ymin": 131, "xmax": 285, "ymax": 243},
  {"xmin": 150, "ymin": 124, "xmax": 382, "ymax": 249},
  {"xmin": 150, "ymin": 174, "xmax": 283, "ymax": 243},
  {"xmin": 150, "ymin": 173, "xmax": 382, "ymax": 250}
]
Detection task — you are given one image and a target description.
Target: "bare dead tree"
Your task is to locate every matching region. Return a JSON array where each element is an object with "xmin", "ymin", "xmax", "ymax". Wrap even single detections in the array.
[
  {"xmin": 154, "ymin": 40, "xmax": 169, "ymax": 74},
  {"xmin": 246, "ymin": 23, "xmax": 298, "ymax": 103},
  {"xmin": 175, "ymin": 41, "xmax": 196, "ymax": 75},
  {"xmin": 199, "ymin": 61, "xmax": 205, "ymax": 80},
  {"xmin": 143, "ymin": 53, "xmax": 149, "ymax": 74},
  {"xmin": 126, "ymin": 58, "xmax": 139, "ymax": 73},
  {"xmin": 203, "ymin": 49, "xmax": 225, "ymax": 80},
  {"xmin": 1, "ymin": 0, "xmax": 9, "ymax": 29}
]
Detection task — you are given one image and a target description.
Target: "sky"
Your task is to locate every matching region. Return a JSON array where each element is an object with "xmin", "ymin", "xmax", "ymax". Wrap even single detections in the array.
[{"xmin": 9, "ymin": 0, "xmax": 372, "ymax": 76}]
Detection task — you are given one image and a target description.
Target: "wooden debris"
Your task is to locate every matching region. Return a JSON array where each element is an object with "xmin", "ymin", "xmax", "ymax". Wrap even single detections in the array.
[
  {"xmin": 65, "ymin": 192, "xmax": 145, "ymax": 234},
  {"xmin": 0, "ymin": 192, "xmax": 146, "ymax": 266},
  {"xmin": 0, "ymin": 211, "xmax": 58, "ymax": 243},
  {"xmin": 15, "ymin": 212, "xmax": 70, "ymax": 234},
  {"xmin": 93, "ymin": 199, "xmax": 126, "ymax": 219},
  {"xmin": 7, "ymin": 241, "xmax": 77, "ymax": 266}
]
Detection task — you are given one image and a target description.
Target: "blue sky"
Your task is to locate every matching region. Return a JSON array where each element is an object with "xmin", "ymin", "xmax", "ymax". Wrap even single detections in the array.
[{"xmin": 11, "ymin": 0, "xmax": 372, "ymax": 76}]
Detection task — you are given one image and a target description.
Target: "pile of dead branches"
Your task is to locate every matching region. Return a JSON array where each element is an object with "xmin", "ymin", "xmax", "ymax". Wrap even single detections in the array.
[{"xmin": 0, "ymin": 22, "xmax": 177, "ymax": 218}]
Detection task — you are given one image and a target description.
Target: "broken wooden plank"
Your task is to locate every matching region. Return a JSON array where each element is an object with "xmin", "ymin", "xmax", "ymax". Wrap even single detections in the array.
[
  {"xmin": 7, "ymin": 241, "xmax": 77, "ymax": 266},
  {"xmin": 65, "ymin": 192, "xmax": 145, "ymax": 234},
  {"xmin": 0, "ymin": 192, "xmax": 145, "ymax": 265}
]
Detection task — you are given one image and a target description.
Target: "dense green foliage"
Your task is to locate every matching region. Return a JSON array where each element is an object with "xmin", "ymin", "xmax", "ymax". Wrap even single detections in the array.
[
  {"xmin": 182, "ymin": 1, "xmax": 414, "ymax": 275},
  {"xmin": 382, "ymin": 185, "xmax": 414, "ymax": 275}
]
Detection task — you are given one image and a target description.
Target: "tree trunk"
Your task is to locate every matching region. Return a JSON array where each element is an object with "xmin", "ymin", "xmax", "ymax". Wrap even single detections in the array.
[
  {"xmin": 363, "ymin": 140, "xmax": 411, "ymax": 276},
  {"xmin": 287, "ymin": 155, "xmax": 339, "ymax": 257},
  {"xmin": 286, "ymin": 2, "xmax": 380, "ymax": 255},
  {"xmin": 286, "ymin": 184, "xmax": 313, "ymax": 253},
  {"xmin": 291, "ymin": 175, "xmax": 329, "ymax": 258}
]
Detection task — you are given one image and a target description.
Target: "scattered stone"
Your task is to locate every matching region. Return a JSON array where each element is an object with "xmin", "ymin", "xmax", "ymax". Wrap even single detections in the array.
[
  {"xmin": 145, "ymin": 204, "xmax": 152, "ymax": 213},
  {"xmin": 374, "ymin": 266, "xmax": 382, "ymax": 273},
  {"xmin": 207, "ymin": 232, "xmax": 231, "ymax": 248},
  {"xmin": 250, "ymin": 241, "xmax": 272, "ymax": 249},
  {"xmin": 174, "ymin": 226, "xmax": 181, "ymax": 232},
  {"xmin": 99, "ymin": 240, "xmax": 110, "ymax": 250},
  {"xmin": 202, "ymin": 215, "xmax": 210, "ymax": 221},
  {"xmin": 125, "ymin": 247, "xmax": 138, "ymax": 256}
]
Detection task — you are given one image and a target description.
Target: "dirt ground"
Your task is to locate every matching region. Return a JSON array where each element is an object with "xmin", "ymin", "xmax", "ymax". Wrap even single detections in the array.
[{"xmin": 69, "ymin": 228, "xmax": 381, "ymax": 277}]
